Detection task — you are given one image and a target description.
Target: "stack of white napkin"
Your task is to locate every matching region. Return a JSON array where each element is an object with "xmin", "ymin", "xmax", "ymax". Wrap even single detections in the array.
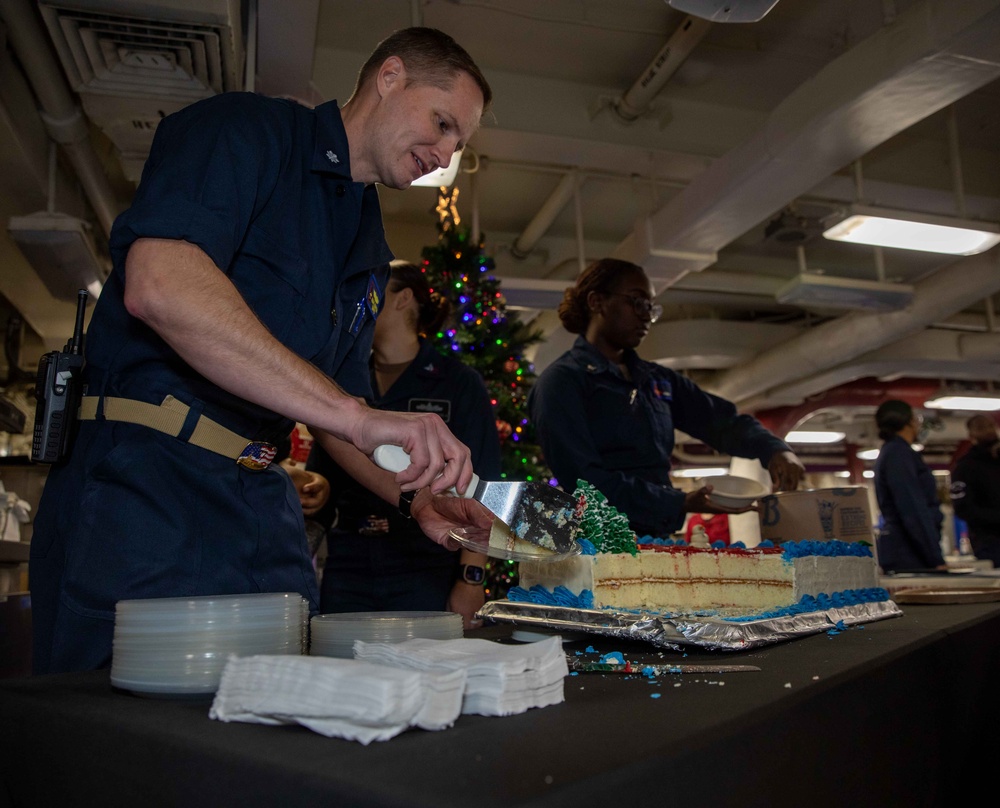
[
  {"xmin": 353, "ymin": 636, "xmax": 567, "ymax": 716},
  {"xmin": 209, "ymin": 654, "xmax": 466, "ymax": 744}
]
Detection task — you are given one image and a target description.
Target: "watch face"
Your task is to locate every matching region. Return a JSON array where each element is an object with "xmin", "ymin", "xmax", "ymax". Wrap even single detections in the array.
[{"xmin": 462, "ymin": 564, "xmax": 485, "ymax": 584}]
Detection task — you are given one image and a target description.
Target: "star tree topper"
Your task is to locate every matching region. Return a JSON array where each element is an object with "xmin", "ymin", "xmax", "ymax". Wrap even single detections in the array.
[{"xmin": 435, "ymin": 187, "xmax": 461, "ymax": 231}]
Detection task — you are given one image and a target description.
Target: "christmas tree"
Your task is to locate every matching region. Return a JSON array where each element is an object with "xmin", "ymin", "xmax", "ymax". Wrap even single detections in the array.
[{"xmin": 420, "ymin": 187, "xmax": 549, "ymax": 599}]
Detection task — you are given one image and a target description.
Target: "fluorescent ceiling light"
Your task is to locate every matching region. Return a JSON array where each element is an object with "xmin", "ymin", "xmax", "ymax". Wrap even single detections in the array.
[
  {"xmin": 856, "ymin": 448, "xmax": 880, "ymax": 460},
  {"xmin": 411, "ymin": 150, "xmax": 462, "ymax": 188},
  {"xmin": 671, "ymin": 467, "xmax": 729, "ymax": 478},
  {"xmin": 863, "ymin": 470, "xmax": 874, "ymax": 479},
  {"xmin": 784, "ymin": 430, "xmax": 846, "ymax": 444},
  {"xmin": 833, "ymin": 470, "xmax": 851, "ymax": 478},
  {"xmin": 924, "ymin": 394, "xmax": 1000, "ymax": 412},
  {"xmin": 822, "ymin": 205, "xmax": 1000, "ymax": 255}
]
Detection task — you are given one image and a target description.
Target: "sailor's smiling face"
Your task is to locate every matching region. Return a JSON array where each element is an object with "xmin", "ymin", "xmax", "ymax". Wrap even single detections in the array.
[{"xmin": 365, "ymin": 58, "xmax": 483, "ymax": 190}]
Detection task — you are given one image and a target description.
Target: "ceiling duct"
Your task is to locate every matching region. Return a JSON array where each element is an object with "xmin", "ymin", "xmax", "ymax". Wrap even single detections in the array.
[
  {"xmin": 7, "ymin": 211, "xmax": 107, "ymax": 301},
  {"xmin": 776, "ymin": 273, "xmax": 915, "ymax": 312},
  {"xmin": 37, "ymin": 0, "xmax": 245, "ymax": 181}
]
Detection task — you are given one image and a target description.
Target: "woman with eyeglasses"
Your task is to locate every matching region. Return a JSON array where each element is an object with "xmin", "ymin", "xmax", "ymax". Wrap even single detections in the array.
[
  {"xmin": 528, "ymin": 258, "xmax": 804, "ymax": 539},
  {"xmin": 872, "ymin": 399, "xmax": 947, "ymax": 573}
]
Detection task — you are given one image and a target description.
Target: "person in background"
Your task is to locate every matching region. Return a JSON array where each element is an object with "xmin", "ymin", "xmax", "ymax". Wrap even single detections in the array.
[
  {"xmin": 873, "ymin": 399, "xmax": 947, "ymax": 573},
  {"xmin": 308, "ymin": 262, "xmax": 501, "ymax": 628},
  {"xmin": 528, "ymin": 258, "xmax": 804, "ymax": 539},
  {"xmin": 30, "ymin": 27, "xmax": 494, "ymax": 674},
  {"xmin": 949, "ymin": 414, "xmax": 1000, "ymax": 567}
]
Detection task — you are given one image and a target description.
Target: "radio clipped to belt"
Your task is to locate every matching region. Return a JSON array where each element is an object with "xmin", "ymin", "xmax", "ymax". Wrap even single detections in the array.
[{"xmin": 31, "ymin": 290, "xmax": 89, "ymax": 464}]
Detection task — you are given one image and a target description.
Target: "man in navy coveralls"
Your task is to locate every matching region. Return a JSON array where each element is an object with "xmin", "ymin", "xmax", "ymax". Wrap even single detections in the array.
[{"xmin": 30, "ymin": 28, "xmax": 494, "ymax": 674}]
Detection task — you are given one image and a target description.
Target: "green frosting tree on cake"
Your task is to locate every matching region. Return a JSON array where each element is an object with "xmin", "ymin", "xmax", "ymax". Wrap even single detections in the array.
[{"xmin": 575, "ymin": 480, "xmax": 638, "ymax": 556}]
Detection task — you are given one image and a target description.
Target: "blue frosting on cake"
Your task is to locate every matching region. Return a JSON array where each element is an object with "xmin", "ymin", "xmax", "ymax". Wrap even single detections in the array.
[
  {"xmin": 508, "ymin": 540, "xmax": 886, "ymax": 618},
  {"xmin": 724, "ymin": 587, "xmax": 890, "ymax": 622}
]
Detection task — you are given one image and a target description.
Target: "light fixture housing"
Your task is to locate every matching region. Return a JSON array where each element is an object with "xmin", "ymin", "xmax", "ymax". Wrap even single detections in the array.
[
  {"xmin": 924, "ymin": 393, "xmax": 1000, "ymax": 412},
  {"xmin": 784, "ymin": 430, "xmax": 846, "ymax": 444},
  {"xmin": 410, "ymin": 150, "xmax": 462, "ymax": 188},
  {"xmin": 776, "ymin": 272, "xmax": 914, "ymax": 311},
  {"xmin": 667, "ymin": 0, "xmax": 780, "ymax": 23},
  {"xmin": 8, "ymin": 211, "xmax": 107, "ymax": 300},
  {"xmin": 822, "ymin": 204, "xmax": 1000, "ymax": 256}
]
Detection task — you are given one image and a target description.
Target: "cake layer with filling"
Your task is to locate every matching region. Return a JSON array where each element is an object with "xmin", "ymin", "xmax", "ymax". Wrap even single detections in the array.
[
  {"xmin": 514, "ymin": 539, "xmax": 884, "ymax": 616},
  {"xmin": 510, "ymin": 480, "xmax": 887, "ymax": 617}
]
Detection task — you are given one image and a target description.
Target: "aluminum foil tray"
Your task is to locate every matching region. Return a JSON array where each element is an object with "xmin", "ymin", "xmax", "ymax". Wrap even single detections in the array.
[{"xmin": 478, "ymin": 599, "xmax": 903, "ymax": 652}]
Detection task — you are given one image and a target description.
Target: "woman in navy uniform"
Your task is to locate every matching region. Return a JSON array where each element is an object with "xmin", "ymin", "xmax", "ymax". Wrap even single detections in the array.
[
  {"xmin": 873, "ymin": 399, "xmax": 946, "ymax": 572},
  {"xmin": 528, "ymin": 258, "xmax": 804, "ymax": 539},
  {"xmin": 308, "ymin": 263, "xmax": 501, "ymax": 627}
]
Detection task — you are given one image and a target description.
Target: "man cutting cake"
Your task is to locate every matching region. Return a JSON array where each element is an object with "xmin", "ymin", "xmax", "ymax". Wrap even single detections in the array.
[{"xmin": 30, "ymin": 28, "xmax": 495, "ymax": 674}]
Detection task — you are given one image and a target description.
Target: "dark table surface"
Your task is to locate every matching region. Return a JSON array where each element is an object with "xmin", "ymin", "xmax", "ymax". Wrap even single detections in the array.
[{"xmin": 2, "ymin": 601, "xmax": 999, "ymax": 808}]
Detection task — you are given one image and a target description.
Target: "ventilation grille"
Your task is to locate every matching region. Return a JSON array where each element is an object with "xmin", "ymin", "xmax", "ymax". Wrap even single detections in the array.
[
  {"xmin": 39, "ymin": 3, "xmax": 243, "ymax": 99},
  {"xmin": 38, "ymin": 1, "xmax": 244, "ymax": 181}
]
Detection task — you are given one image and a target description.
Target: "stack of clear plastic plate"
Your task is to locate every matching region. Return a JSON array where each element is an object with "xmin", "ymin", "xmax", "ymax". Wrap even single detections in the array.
[
  {"xmin": 111, "ymin": 592, "xmax": 309, "ymax": 697},
  {"xmin": 309, "ymin": 611, "xmax": 463, "ymax": 659}
]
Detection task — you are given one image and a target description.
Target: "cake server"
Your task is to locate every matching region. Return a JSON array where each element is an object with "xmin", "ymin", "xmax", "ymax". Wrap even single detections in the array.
[
  {"xmin": 566, "ymin": 658, "xmax": 761, "ymax": 675},
  {"xmin": 373, "ymin": 444, "xmax": 581, "ymax": 553}
]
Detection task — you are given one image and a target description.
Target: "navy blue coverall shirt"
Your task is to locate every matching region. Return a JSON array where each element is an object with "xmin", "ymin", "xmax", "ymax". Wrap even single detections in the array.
[
  {"xmin": 30, "ymin": 93, "xmax": 392, "ymax": 674},
  {"xmin": 874, "ymin": 435, "xmax": 945, "ymax": 571},
  {"xmin": 528, "ymin": 336, "xmax": 791, "ymax": 537},
  {"xmin": 309, "ymin": 339, "xmax": 501, "ymax": 612}
]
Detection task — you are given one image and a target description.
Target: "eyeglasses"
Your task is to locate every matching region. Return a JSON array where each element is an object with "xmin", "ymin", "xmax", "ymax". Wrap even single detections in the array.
[{"xmin": 608, "ymin": 293, "xmax": 663, "ymax": 323}]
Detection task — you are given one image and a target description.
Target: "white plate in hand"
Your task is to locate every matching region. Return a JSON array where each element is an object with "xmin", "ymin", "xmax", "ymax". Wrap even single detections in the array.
[{"xmin": 694, "ymin": 474, "xmax": 769, "ymax": 508}]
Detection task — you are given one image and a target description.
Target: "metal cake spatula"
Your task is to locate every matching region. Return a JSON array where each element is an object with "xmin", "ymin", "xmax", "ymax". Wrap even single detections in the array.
[{"xmin": 373, "ymin": 444, "xmax": 581, "ymax": 553}]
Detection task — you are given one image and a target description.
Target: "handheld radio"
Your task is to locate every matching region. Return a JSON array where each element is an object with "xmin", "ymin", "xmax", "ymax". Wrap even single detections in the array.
[{"xmin": 31, "ymin": 289, "xmax": 89, "ymax": 463}]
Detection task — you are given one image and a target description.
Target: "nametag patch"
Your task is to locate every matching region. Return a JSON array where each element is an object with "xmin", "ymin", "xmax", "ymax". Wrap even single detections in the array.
[{"xmin": 409, "ymin": 398, "xmax": 451, "ymax": 422}]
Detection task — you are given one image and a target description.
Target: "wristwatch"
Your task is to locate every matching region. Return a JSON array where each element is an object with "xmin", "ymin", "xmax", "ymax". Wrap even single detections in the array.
[
  {"xmin": 398, "ymin": 489, "xmax": 417, "ymax": 520},
  {"xmin": 458, "ymin": 564, "xmax": 486, "ymax": 585}
]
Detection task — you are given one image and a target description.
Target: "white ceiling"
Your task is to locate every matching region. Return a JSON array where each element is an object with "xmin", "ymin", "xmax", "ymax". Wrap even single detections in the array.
[{"xmin": 2, "ymin": 0, "xmax": 1000, "ymax": 467}]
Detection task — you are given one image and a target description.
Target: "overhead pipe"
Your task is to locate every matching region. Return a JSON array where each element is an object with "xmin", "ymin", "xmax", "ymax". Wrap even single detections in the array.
[
  {"xmin": 510, "ymin": 170, "xmax": 579, "ymax": 259},
  {"xmin": 507, "ymin": 15, "xmax": 708, "ymax": 262},
  {"xmin": 753, "ymin": 378, "xmax": 943, "ymax": 438},
  {"xmin": 613, "ymin": 0, "xmax": 1000, "ymax": 282},
  {"xmin": 709, "ymin": 247, "xmax": 1000, "ymax": 405},
  {"xmin": 613, "ymin": 16, "xmax": 712, "ymax": 122},
  {"xmin": 0, "ymin": 0, "xmax": 120, "ymax": 236}
]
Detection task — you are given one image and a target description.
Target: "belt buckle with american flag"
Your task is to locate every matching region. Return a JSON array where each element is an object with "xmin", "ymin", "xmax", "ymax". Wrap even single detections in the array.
[{"xmin": 237, "ymin": 441, "xmax": 277, "ymax": 471}]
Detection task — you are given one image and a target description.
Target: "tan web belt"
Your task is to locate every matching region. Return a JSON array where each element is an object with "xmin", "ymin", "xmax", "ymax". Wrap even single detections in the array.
[{"xmin": 78, "ymin": 395, "xmax": 278, "ymax": 470}]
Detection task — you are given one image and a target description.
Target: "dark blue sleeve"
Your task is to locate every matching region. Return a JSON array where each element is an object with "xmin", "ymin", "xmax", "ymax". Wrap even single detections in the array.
[
  {"xmin": 446, "ymin": 364, "xmax": 502, "ymax": 479},
  {"xmin": 109, "ymin": 93, "xmax": 288, "ymax": 276},
  {"xmin": 529, "ymin": 363, "xmax": 686, "ymax": 534},
  {"xmin": 667, "ymin": 371, "xmax": 791, "ymax": 466},
  {"xmin": 882, "ymin": 441, "xmax": 945, "ymax": 567}
]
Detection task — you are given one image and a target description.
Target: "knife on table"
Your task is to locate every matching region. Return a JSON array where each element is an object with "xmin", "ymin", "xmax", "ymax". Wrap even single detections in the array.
[{"xmin": 567, "ymin": 658, "xmax": 761, "ymax": 675}]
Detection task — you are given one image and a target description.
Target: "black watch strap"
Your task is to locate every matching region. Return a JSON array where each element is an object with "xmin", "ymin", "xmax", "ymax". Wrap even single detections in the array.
[{"xmin": 398, "ymin": 489, "xmax": 417, "ymax": 520}]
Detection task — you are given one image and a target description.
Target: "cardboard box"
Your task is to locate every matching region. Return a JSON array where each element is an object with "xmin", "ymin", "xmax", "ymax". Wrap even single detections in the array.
[{"xmin": 758, "ymin": 487, "xmax": 875, "ymax": 545}]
